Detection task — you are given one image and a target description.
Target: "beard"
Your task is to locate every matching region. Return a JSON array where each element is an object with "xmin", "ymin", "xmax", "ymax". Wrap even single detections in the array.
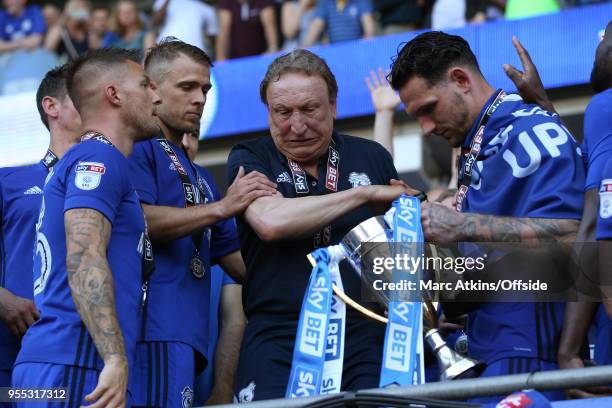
[{"xmin": 124, "ymin": 106, "xmax": 160, "ymax": 142}]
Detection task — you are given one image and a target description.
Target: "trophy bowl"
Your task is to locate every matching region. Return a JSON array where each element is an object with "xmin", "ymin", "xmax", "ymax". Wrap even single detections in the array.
[{"xmin": 338, "ymin": 215, "xmax": 486, "ymax": 381}]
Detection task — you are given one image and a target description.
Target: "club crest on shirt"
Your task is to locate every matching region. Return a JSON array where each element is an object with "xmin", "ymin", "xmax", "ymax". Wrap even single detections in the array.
[
  {"xmin": 600, "ymin": 179, "xmax": 612, "ymax": 219},
  {"xmin": 235, "ymin": 381, "xmax": 256, "ymax": 403},
  {"xmin": 348, "ymin": 172, "xmax": 371, "ymax": 188},
  {"xmin": 181, "ymin": 386, "xmax": 193, "ymax": 408},
  {"xmin": 74, "ymin": 162, "xmax": 106, "ymax": 190}
]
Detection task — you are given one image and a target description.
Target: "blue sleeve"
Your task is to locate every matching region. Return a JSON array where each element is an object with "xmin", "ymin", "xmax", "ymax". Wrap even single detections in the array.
[
  {"xmin": 314, "ymin": 0, "xmax": 328, "ymax": 20},
  {"xmin": 101, "ymin": 32, "xmax": 118, "ymax": 48},
  {"xmin": 584, "ymin": 93, "xmax": 612, "ymax": 191},
  {"xmin": 596, "ymin": 157, "xmax": 612, "ymax": 241},
  {"xmin": 128, "ymin": 141, "xmax": 158, "ymax": 205},
  {"xmin": 222, "ymin": 271, "xmax": 237, "ymax": 286},
  {"xmin": 29, "ymin": 6, "xmax": 46, "ymax": 35},
  {"xmin": 359, "ymin": 0, "xmax": 374, "ymax": 15},
  {"xmin": 198, "ymin": 167, "xmax": 240, "ymax": 260},
  {"xmin": 64, "ymin": 144, "xmax": 127, "ymax": 224}
]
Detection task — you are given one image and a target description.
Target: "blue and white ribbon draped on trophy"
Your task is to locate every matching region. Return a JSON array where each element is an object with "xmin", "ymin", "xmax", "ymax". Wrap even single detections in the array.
[{"xmin": 286, "ymin": 194, "xmax": 425, "ymax": 398}]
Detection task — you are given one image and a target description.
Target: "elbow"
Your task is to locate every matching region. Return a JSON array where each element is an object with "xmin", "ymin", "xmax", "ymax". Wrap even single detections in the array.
[{"xmin": 249, "ymin": 213, "xmax": 288, "ymax": 242}]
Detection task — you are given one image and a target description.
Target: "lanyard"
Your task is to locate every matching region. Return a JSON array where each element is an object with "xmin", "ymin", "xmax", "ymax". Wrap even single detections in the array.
[
  {"xmin": 80, "ymin": 131, "xmax": 155, "ymax": 302},
  {"xmin": 287, "ymin": 145, "xmax": 340, "ymax": 248},
  {"xmin": 155, "ymin": 138, "xmax": 209, "ymax": 278},
  {"xmin": 455, "ymin": 90, "xmax": 505, "ymax": 212},
  {"xmin": 41, "ymin": 149, "xmax": 59, "ymax": 170}
]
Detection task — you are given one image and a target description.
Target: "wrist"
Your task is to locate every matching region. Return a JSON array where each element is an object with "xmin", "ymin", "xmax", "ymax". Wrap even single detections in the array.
[{"xmin": 103, "ymin": 353, "xmax": 127, "ymax": 365}]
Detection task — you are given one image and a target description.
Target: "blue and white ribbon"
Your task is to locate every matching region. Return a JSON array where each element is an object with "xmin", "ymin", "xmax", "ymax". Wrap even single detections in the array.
[
  {"xmin": 379, "ymin": 194, "xmax": 425, "ymax": 387},
  {"xmin": 286, "ymin": 246, "xmax": 346, "ymax": 398}
]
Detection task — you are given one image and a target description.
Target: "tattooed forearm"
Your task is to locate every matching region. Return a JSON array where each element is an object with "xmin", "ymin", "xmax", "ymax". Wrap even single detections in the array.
[
  {"xmin": 65, "ymin": 208, "xmax": 126, "ymax": 363},
  {"xmin": 460, "ymin": 214, "xmax": 579, "ymax": 243}
]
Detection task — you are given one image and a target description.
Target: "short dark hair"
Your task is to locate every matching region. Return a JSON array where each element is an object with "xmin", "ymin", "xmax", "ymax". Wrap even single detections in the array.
[
  {"xmin": 144, "ymin": 37, "xmax": 213, "ymax": 83},
  {"xmin": 260, "ymin": 49, "xmax": 338, "ymax": 105},
  {"xmin": 36, "ymin": 64, "xmax": 70, "ymax": 130},
  {"xmin": 66, "ymin": 47, "xmax": 141, "ymax": 113},
  {"xmin": 389, "ymin": 31, "xmax": 482, "ymax": 91}
]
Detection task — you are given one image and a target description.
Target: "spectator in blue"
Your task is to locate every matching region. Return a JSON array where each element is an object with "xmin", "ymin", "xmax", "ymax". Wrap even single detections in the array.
[
  {"xmin": 0, "ymin": 0, "xmax": 45, "ymax": 53},
  {"xmin": 304, "ymin": 0, "xmax": 375, "ymax": 46},
  {"xmin": 102, "ymin": 0, "xmax": 155, "ymax": 56}
]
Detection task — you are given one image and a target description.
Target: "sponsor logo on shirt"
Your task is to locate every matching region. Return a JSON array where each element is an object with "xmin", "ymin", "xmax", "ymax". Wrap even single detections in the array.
[
  {"xmin": 24, "ymin": 186, "xmax": 43, "ymax": 195},
  {"xmin": 74, "ymin": 162, "xmax": 106, "ymax": 190},
  {"xmin": 348, "ymin": 172, "xmax": 371, "ymax": 188},
  {"xmin": 277, "ymin": 172, "xmax": 292, "ymax": 184},
  {"xmin": 600, "ymin": 179, "xmax": 612, "ymax": 219}
]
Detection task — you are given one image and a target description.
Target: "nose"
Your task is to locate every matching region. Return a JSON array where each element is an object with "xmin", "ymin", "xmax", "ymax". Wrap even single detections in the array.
[
  {"xmin": 149, "ymin": 82, "xmax": 161, "ymax": 106},
  {"xmin": 194, "ymin": 90, "xmax": 205, "ymax": 107},
  {"xmin": 417, "ymin": 116, "xmax": 435, "ymax": 136},
  {"xmin": 289, "ymin": 111, "xmax": 307, "ymax": 135}
]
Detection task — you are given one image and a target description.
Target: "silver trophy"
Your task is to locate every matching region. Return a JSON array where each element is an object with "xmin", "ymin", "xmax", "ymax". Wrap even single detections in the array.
[{"xmin": 337, "ymin": 215, "xmax": 485, "ymax": 381}]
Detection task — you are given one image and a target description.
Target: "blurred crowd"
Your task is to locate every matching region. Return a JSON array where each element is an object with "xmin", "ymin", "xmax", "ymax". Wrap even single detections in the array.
[{"xmin": 1, "ymin": 0, "xmax": 610, "ymax": 64}]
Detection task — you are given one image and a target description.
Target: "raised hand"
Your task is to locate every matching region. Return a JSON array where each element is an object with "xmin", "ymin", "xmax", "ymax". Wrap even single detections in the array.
[
  {"xmin": 366, "ymin": 68, "xmax": 401, "ymax": 113},
  {"xmin": 503, "ymin": 36, "xmax": 556, "ymax": 113}
]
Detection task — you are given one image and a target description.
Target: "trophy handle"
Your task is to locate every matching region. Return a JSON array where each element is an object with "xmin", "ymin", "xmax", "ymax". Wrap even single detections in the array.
[{"xmin": 307, "ymin": 253, "xmax": 388, "ymax": 324}]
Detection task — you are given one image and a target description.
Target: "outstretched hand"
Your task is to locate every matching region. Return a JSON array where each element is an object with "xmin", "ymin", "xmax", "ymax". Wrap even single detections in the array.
[
  {"xmin": 366, "ymin": 68, "xmax": 401, "ymax": 113},
  {"xmin": 503, "ymin": 36, "xmax": 556, "ymax": 114}
]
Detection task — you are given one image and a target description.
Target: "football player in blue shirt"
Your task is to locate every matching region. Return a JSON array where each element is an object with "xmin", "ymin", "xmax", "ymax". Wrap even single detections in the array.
[
  {"xmin": 0, "ymin": 63, "xmax": 81, "ymax": 389},
  {"xmin": 181, "ymin": 132, "xmax": 246, "ymax": 405},
  {"xmin": 390, "ymin": 31, "xmax": 584, "ymax": 403},
  {"xmin": 128, "ymin": 38, "xmax": 275, "ymax": 407},
  {"xmin": 556, "ymin": 20, "xmax": 612, "ymax": 399},
  {"xmin": 12, "ymin": 48, "xmax": 161, "ymax": 408}
]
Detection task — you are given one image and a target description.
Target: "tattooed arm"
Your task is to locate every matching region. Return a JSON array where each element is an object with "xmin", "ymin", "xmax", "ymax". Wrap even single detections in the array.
[
  {"xmin": 421, "ymin": 201, "xmax": 579, "ymax": 244},
  {"xmin": 65, "ymin": 208, "xmax": 127, "ymax": 408}
]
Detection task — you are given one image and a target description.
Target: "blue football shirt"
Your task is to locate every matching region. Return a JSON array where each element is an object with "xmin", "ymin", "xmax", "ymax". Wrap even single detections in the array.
[
  {"xmin": 0, "ymin": 162, "xmax": 49, "ymax": 371},
  {"xmin": 581, "ymin": 88, "xmax": 612, "ymax": 191},
  {"xmin": 128, "ymin": 139, "xmax": 239, "ymax": 360},
  {"xmin": 459, "ymin": 92, "xmax": 585, "ymax": 364},
  {"xmin": 596, "ymin": 156, "xmax": 612, "ymax": 240},
  {"xmin": 0, "ymin": 5, "xmax": 46, "ymax": 42},
  {"xmin": 15, "ymin": 139, "xmax": 144, "ymax": 371}
]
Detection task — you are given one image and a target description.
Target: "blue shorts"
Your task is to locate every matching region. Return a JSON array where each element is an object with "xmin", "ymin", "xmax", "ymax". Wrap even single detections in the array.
[
  {"xmin": 234, "ymin": 316, "xmax": 384, "ymax": 402},
  {"xmin": 132, "ymin": 341, "xmax": 195, "ymax": 408},
  {"xmin": 467, "ymin": 358, "xmax": 564, "ymax": 404},
  {"xmin": 11, "ymin": 362, "xmax": 100, "ymax": 408}
]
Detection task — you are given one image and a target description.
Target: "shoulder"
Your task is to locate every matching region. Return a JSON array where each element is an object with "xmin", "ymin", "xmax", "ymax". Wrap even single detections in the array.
[
  {"xmin": 0, "ymin": 166, "xmax": 26, "ymax": 182},
  {"xmin": 229, "ymin": 137, "xmax": 275, "ymax": 160},
  {"xmin": 586, "ymin": 89, "xmax": 612, "ymax": 118},
  {"xmin": 131, "ymin": 139, "xmax": 156, "ymax": 157},
  {"xmin": 25, "ymin": 5, "xmax": 43, "ymax": 15}
]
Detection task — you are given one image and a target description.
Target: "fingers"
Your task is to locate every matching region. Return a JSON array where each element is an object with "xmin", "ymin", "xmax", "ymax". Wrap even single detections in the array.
[
  {"xmin": 84, "ymin": 381, "xmax": 106, "ymax": 404},
  {"xmin": 511, "ymin": 36, "xmax": 534, "ymax": 71},
  {"xmin": 23, "ymin": 310, "xmax": 36, "ymax": 328},
  {"xmin": 370, "ymin": 69, "xmax": 381, "ymax": 88},
  {"xmin": 503, "ymin": 63, "xmax": 523, "ymax": 86},
  {"xmin": 377, "ymin": 67, "xmax": 387, "ymax": 85},
  {"xmin": 234, "ymin": 166, "xmax": 245, "ymax": 181}
]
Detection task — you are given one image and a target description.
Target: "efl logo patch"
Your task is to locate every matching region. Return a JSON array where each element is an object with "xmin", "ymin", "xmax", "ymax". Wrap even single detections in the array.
[
  {"xmin": 74, "ymin": 162, "xmax": 106, "ymax": 190},
  {"xmin": 600, "ymin": 179, "xmax": 612, "ymax": 219},
  {"xmin": 495, "ymin": 392, "xmax": 533, "ymax": 408}
]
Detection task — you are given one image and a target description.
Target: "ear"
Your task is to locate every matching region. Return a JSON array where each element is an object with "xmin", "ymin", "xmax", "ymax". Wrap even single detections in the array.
[
  {"xmin": 448, "ymin": 67, "xmax": 471, "ymax": 93},
  {"xmin": 104, "ymin": 84, "xmax": 122, "ymax": 107},
  {"xmin": 41, "ymin": 96, "xmax": 60, "ymax": 122}
]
